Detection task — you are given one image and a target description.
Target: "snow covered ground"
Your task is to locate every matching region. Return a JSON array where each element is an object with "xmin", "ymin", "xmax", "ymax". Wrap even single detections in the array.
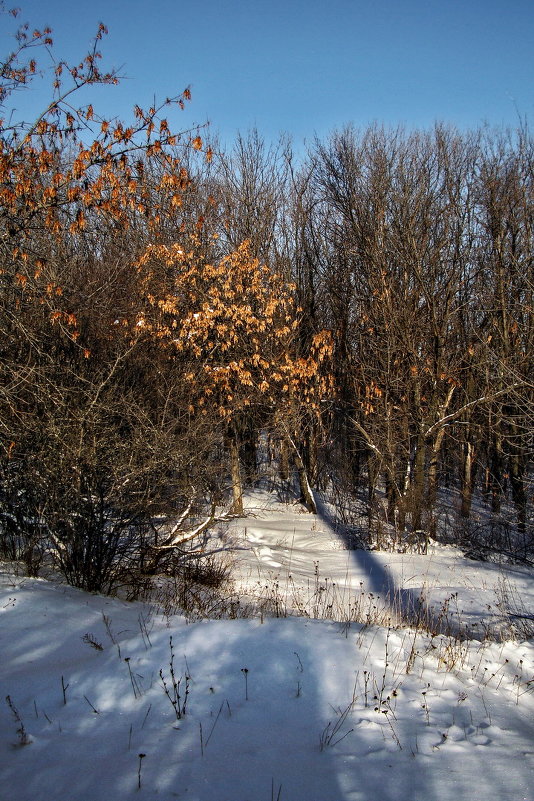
[
  {"xmin": 229, "ymin": 490, "xmax": 534, "ymax": 640},
  {"xmin": 1, "ymin": 490, "xmax": 533, "ymax": 801}
]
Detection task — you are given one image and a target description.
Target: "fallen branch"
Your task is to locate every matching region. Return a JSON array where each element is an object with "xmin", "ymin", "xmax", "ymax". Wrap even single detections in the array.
[{"xmin": 153, "ymin": 503, "xmax": 239, "ymax": 550}]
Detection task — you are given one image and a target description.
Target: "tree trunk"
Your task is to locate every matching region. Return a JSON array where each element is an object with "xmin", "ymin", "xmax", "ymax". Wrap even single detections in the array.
[
  {"xmin": 426, "ymin": 426, "xmax": 447, "ymax": 538},
  {"xmin": 366, "ymin": 453, "xmax": 380, "ymax": 536},
  {"xmin": 410, "ymin": 435, "xmax": 426, "ymax": 536},
  {"xmin": 489, "ymin": 428, "xmax": 504, "ymax": 515},
  {"xmin": 227, "ymin": 428, "xmax": 243, "ymax": 515},
  {"xmin": 279, "ymin": 437, "xmax": 289, "ymax": 481},
  {"xmin": 509, "ymin": 447, "xmax": 527, "ymax": 534},
  {"xmin": 460, "ymin": 438, "xmax": 476, "ymax": 519},
  {"xmin": 292, "ymin": 446, "xmax": 317, "ymax": 514}
]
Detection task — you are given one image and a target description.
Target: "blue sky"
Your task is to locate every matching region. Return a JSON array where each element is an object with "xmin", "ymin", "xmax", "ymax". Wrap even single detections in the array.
[{"xmin": 3, "ymin": 0, "xmax": 533, "ymax": 150}]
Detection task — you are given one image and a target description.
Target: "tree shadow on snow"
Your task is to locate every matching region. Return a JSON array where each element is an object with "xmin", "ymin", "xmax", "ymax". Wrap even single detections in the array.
[{"xmin": 313, "ymin": 495, "xmax": 481, "ymax": 641}]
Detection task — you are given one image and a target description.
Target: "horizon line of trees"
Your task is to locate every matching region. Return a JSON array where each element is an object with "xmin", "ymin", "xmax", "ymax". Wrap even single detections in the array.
[
  {"xmin": 180, "ymin": 121, "xmax": 533, "ymax": 557},
  {"xmin": 0, "ymin": 12, "xmax": 532, "ymax": 594}
]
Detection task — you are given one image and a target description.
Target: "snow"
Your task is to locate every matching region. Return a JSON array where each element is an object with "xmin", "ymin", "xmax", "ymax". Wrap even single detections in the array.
[
  {"xmin": 1, "ymin": 490, "xmax": 533, "ymax": 801},
  {"xmin": 230, "ymin": 491, "xmax": 534, "ymax": 640}
]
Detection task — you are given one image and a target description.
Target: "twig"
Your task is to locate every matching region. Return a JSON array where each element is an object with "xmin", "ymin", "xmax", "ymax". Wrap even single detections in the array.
[
  {"xmin": 241, "ymin": 667, "xmax": 249, "ymax": 700},
  {"xmin": 137, "ymin": 753, "xmax": 146, "ymax": 790},
  {"xmin": 6, "ymin": 695, "xmax": 32, "ymax": 745},
  {"xmin": 83, "ymin": 695, "xmax": 100, "ymax": 714},
  {"xmin": 125, "ymin": 657, "xmax": 142, "ymax": 699},
  {"xmin": 141, "ymin": 703, "xmax": 152, "ymax": 729},
  {"xmin": 61, "ymin": 675, "xmax": 69, "ymax": 705},
  {"xmin": 205, "ymin": 701, "xmax": 224, "ymax": 748}
]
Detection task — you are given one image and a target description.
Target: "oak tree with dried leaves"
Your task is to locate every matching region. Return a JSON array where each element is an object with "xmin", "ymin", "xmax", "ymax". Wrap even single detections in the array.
[{"xmin": 0, "ymin": 9, "xmax": 329, "ymax": 591}]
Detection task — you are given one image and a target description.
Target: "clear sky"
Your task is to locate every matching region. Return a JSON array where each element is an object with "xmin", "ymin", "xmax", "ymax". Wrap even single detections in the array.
[{"xmin": 2, "ymin": 0, "xmax": 533, "ymax": 150}]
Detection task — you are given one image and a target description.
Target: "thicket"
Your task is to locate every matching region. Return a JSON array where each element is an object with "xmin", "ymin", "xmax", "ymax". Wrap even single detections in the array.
[
  {"xmin": 0, "ymin": 11, "xmax": 329, "ymax": 592},
  {"xmin": 184, "ymin": 126, "xmax": 533, "ymax": 562},
  {"xmin": 294, "ymin": 125, "xmax": 533, "ymax": 558},
  {"xmin": 0, "ymin": 11, "xmax": 532, "ymax": 595}
]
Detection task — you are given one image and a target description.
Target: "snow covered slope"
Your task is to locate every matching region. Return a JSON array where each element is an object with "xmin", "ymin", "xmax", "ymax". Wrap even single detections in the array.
[{"xmin": 1, "ymin": 491, "xmax": 533, "ymax": 801}]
